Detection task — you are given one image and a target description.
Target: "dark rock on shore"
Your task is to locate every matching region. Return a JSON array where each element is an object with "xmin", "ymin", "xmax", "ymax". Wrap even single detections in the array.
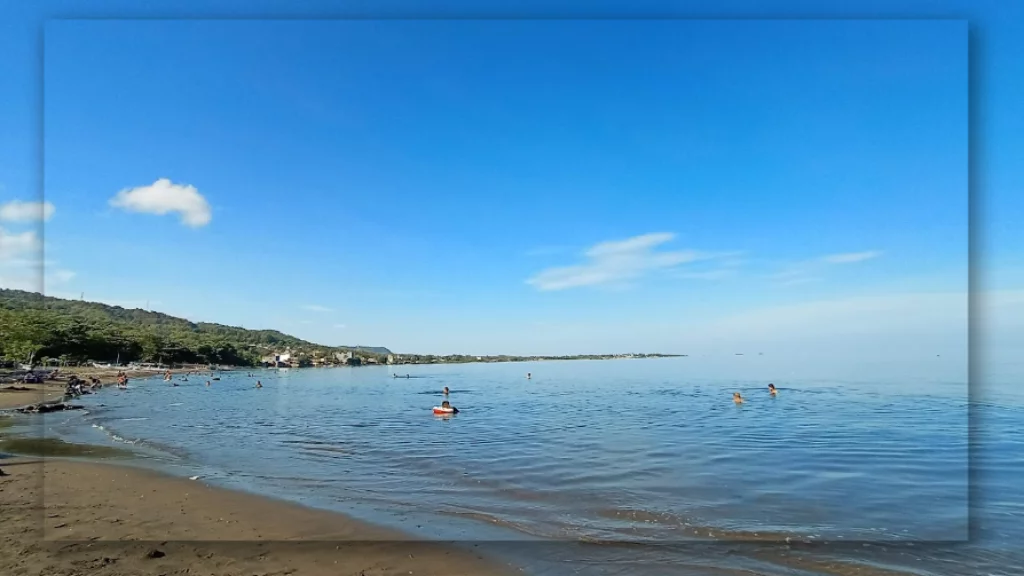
[{"xmin": 15, "ymin": 403, "xmax": 84, "ymax": 414}]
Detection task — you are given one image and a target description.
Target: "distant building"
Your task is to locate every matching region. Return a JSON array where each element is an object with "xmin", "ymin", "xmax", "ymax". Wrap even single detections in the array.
[
  {"xmin": 386, "ymin": 354, "xmax": 395, "ymax": 364},
  {"xmin": 334, "ymin": 351, "xmax": 354, "ymax": 363}
]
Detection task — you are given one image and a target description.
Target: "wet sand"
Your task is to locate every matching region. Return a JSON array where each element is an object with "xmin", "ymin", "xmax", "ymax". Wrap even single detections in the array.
[{"xmin": 0, "ymin": 457, "xmax": 517, "ymax": 576}]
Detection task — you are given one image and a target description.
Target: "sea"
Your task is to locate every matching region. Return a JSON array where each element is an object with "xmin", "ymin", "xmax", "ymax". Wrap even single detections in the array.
[{"xmin": 23, "ymin": 355, "xmax": 1024, "ymax": 576}]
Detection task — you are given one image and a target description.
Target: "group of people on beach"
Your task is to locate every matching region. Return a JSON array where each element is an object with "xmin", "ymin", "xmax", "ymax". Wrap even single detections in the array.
[
  {"xmin": 64, "ymin": 375, "xmax": 103, "ymax": 396},
  {"xmin": 732, "ymin": 383, "xmax": 777, "ymax": 404}
]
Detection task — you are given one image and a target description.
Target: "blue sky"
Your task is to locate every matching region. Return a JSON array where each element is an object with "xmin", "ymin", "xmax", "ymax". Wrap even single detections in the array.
[{"xmin": 1, "ymin": 2, "xmax": 1022, "ymax": 360}]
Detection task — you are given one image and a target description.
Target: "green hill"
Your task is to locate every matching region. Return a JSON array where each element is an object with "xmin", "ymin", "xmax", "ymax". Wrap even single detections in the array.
[{"xmin": 0, "ymin": 289, "xmax": 391, "ymax": 367}]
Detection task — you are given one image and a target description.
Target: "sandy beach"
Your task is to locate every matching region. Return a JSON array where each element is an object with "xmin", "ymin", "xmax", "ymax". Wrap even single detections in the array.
[
  {"xmin": 0, "ymin": 457, "xmax": 517, "ymax": 576},
  {"xmin": 0, "ymin": 367, "xmax": 189, "ymax": 410}
]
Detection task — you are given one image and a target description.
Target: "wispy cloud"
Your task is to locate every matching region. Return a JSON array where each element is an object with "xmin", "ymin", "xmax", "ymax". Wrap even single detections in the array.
[
  {"xmin": 0, "ymin": 224, "xmax": 77, "ymax": 294},
  {"xmin": 770, "ymin": 250, "xmax": 883, "ymax": 286},
  {"xmin": 109, "ymin": 178, "xmax": 212, "ymax": 228},
  {"xmin": 820, "ymin": 250, "xmax": 883, "ymax": 264},
  {"xmin": 676, "ymin": 269, "xmax": 738, "ymax": 281},
  {"xmin": 0, "ymin": 200, "xmax": 55, "ymax": 222},
  {"xmin": 0, "ymin": 259, "xmax": 76, "ymax": 294},
  {"xmin": 48, "ymin": 269, "xmax": 76, "ymax": 284},
  {"xmin": 333, "ymin": 323, "xmax": 347, "ymax": 329},
  {"xmin": 526, "ymin": 232, "xmax": 733, "ymax": 291},
  {"xmin": 301, "ymin": 304, "xmax": 334, "ymax": 312}
]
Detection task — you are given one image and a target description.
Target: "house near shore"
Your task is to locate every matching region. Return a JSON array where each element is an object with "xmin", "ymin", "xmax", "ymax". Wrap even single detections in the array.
[
  {"xmin": 260, "ymin": 351, "xmax": 295, "ymax": 368},
  {"xmin": 334, "ymin": 351, "xmax": 354, "ymax": 363}
]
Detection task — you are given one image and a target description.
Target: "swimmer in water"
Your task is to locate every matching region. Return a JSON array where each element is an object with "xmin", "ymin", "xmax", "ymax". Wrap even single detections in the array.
[
  {"xmin": 255, "ymin": 381, "xmax": 263, "ymax": 389},
  {"xmin": 206, "ymin": 380, "xmax": 211, "ymax": 387},
  {"xmin": 733, "ymin": 392, "xmax": 744, "ymax": 404},
  {"xmin": 443, "ymin": 386, "xmax": 449, "ymax": 395},
  {"xmin": 440, "ymin": 400, "xmax": 459, "ymax": 414},
  {"xmin": 768, "ymin": 383, "xmax": 777, "ymax": 395},
  {"xmin": 527, "ymin": 372, "xmax": 531, "ymax": 379}
]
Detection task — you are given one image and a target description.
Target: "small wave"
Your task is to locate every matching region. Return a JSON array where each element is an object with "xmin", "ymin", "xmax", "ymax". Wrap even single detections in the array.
[
  {"xmin": 92, "ymin": 423, "xmax": 142, "ymax": 446},
  {"xmin": 109, "ymin": 433, "xmax": 141, "ymax": 446},
  {"xmin": 168, "ymin": 403, "xmax": 183, "ymax": 407},
  {"xmin": 439, "ymin": 507, "xmax": 552, "ymax": 539}
]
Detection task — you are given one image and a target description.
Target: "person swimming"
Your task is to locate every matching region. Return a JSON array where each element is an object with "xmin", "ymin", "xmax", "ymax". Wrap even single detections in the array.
[
  {"xmin": 441, "ymin": 400, "xmax": 459, "ymax": 414},
  {"xmin": 527, "ymin": 372, "xmax": 532, "ymax": 379},
  {"xmin": 255, "ymin": 380, "xmax": 263, "ymax": 389},
  {"xmin": 443, "ymin": 386, "xmax": 449, "ymax": 395},
  {"xmin": 768, "ymin": 383, "xmax": 777, "ymax": 395},
  {"xmin": 206, "ymin": 380, "xmax": 211, "ymax": 387},
  {"xmin": 733, "ymin": 392, "xmax": 744, "ymax": 404}
]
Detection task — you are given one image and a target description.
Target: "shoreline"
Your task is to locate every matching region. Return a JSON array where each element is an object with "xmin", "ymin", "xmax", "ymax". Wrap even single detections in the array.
[
  {"xmin": 0, "ymin": 367, "xmax": 956, "ymax": 576},
  {"xmin": 0, "ymin": 367, "xmax": 190, "ymax": 411},
  {"xmin": 0, "ymin": 455, "xmax": 519, "ymax": 576}
]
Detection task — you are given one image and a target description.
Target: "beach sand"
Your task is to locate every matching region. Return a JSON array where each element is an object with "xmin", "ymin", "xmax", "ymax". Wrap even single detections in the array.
[
  {"xmin": 0, "ymin": 384, "xmax": 66, "ymax": 410},
  {"xmin": 0, "ymin": 368, "xmax": 186, "ymax": 410},
  {"xmin": 0, "ymin": 457, "xmax": 517, "ymax": 576}
]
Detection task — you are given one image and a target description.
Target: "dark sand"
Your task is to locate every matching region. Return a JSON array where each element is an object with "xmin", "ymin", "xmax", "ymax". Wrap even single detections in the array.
[{"xmin": 0, "ymin": 457, "xmax": 518, "ymax": 576}]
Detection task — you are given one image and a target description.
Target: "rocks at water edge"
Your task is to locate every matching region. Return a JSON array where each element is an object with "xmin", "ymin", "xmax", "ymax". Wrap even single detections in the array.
[{"xmin": 14, "ymin": 402, "xmax": 84, "ymax": 414}]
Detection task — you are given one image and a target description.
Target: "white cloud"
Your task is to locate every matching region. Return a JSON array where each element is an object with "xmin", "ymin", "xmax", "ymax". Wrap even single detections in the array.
[
  {"xmin": 0, "ymin": 200, "xmax": 56, "ymax": 222},
  {"xmin": 333, "ymin": 323, "xmax": 347, "ymax": 329},
  {"xmin": 0, "ymin": 227, "xmax": 41, "ymax": 261},
  {"xmin": 302, "ymin": 304, "xmax": 334, "ymax": 312},
  {"xmin": 0, "ymin": 273, "xmax": 40, "ymax": 292},
  {"xmin": 820, "ymin": 250, "xmax": 883, "ymax": 264},
  {"xmin": 109, "ymin": 178, "xmax": 212, "ymax": 227},
  {"xmin": 526, "ymin": 232, "xmax": 729, "ymax": 291},
  {"xmin": 0, "ymin": 250, "xmax": 74, "ymax": 294}
]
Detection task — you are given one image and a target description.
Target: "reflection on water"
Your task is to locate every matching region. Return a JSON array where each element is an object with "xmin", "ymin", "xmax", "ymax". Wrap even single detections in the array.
[{"xmin": 40, "ymin": 356, "xmax": 1024, "ymax": 576}]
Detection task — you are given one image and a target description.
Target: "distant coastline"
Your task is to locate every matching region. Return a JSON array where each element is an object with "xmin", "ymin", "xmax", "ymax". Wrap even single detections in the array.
[
  {"xmin": 0, "ymin": 289, "xmax": 682, "ymax": 371},
  {"xmin": 373, "ymin": 352, "xmax": 682, "ymax": 366}
]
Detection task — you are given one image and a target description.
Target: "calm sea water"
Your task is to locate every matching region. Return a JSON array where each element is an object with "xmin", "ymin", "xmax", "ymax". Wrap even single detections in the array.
[{"xmin": 35, "ymin": 356, "xmax": 1024, "ymax": 576}]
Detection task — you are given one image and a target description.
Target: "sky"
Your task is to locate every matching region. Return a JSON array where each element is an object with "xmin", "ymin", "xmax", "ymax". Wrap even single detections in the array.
[{"xmin": 1, "ymin": 1, "xmax": 1022, "ymax": 361}]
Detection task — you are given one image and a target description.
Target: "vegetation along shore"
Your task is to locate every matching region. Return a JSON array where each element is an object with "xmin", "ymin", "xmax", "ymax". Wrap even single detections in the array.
[{"xmin": 1, "ymin": 289, "xmax": 680, "ymax": 369}]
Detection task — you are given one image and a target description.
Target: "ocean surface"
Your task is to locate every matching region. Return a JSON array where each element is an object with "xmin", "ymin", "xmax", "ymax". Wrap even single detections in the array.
[{"xmin": 29, "ymin": 356, "xmax": 1024, "ymax": 576}]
